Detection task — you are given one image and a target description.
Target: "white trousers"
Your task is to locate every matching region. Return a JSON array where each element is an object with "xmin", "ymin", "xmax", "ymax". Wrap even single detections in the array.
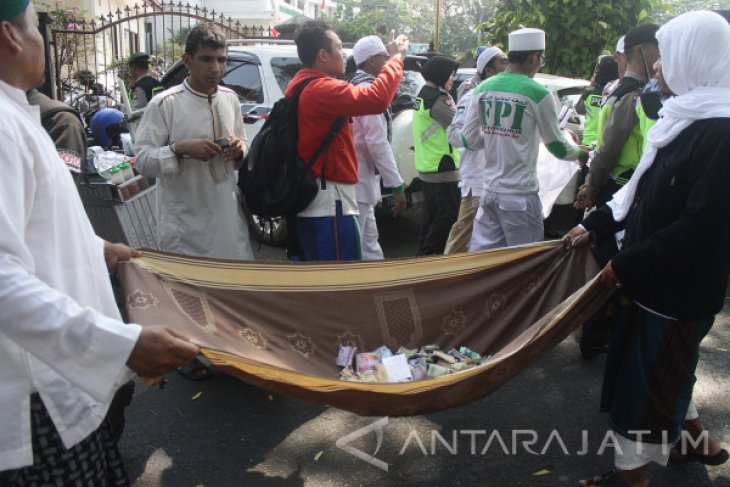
[
  {"xmin": 614, "ymin": 399, "xmax": 700, "ymax": 470},
  {"xmin": 469, "ymin": 191, "xmax": 544, "ymax": 251},
  {"xmin": 357, "ymin": 202, "xmax": 384, "ymax": 260}
]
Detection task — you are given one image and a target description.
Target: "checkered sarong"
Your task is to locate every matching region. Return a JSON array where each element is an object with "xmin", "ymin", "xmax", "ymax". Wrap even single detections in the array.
[{"xmin": 0, "ymin": 394, "xmax": 129, "ymax": 487}]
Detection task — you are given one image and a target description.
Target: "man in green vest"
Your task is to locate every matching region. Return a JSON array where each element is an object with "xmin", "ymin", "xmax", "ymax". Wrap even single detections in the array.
[
  {"xmin": 574, "ymin": 24, "xmax": 659, "ymax": 212},
  {"xmin": 460, "ymin": 27, "xmax": 588, "ymax": 251}
]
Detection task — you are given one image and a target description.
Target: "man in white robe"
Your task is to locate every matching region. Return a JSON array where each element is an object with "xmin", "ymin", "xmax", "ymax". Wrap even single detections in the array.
[
  {"xmin": 351, "ymin": 35, "xmax": 406, "ymax": 260},
  {"xmin": 0, "ymin": 2, "xmax": 199, "ymax": 481},
  {"xmin": 135, "ymin": 24, "xmax": 253, "ymax": 260}
]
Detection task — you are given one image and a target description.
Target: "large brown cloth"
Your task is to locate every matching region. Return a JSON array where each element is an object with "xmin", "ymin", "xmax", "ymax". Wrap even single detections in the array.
[{"xmin": 119, "ymin": 242, "xmax": 609, "ymax": 416}]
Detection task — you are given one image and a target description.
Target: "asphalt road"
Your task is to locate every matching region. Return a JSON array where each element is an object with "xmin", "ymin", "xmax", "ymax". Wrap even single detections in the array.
[{"xmin": 120, "ymin": 208, "xmax": 730, "ymax": 486}]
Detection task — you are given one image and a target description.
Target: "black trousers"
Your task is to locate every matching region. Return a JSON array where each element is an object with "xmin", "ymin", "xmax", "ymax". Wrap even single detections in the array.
[{"xmin": 418, "ymin": 181, "xmax": 460, "ymax": 255}]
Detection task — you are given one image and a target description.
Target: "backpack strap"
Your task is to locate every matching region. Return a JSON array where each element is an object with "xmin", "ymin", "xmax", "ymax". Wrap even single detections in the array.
[
  {"xmin": 293, "ymin": 77, "xmax": 346, "ymax": 190},
  {"xmin": 307, "ymin": 116, "xmax": 346, "ymax": 190}
]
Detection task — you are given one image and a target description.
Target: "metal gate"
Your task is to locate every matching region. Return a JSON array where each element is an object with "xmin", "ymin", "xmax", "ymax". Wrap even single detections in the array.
[{"xmin": 46, "ymin": 0, "xmax": 275, "ymax": 103}]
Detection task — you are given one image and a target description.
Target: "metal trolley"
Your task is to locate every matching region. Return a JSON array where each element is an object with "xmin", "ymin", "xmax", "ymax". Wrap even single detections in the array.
[{"xmin": 77, "ymin": 176, "xmax": 159, "ymax": 250}]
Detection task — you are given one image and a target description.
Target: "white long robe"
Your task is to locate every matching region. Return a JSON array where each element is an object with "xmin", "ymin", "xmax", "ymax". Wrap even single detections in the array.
[
  {"xmin": 135, "ymin": 80, "xmax": 253, "ymax": 260},
  {"xmin": 352, "ymin": 74, "xmax": 404, "ymax": 260},
  {"xmin": 0, "ymin": 80, "xmax": 140, "ymax": 470}
]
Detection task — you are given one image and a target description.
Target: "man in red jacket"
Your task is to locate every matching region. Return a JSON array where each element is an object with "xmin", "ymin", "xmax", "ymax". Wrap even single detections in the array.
[{"xmin": 287, "ymin": 20, "xmax": 407, "ymax": 261}]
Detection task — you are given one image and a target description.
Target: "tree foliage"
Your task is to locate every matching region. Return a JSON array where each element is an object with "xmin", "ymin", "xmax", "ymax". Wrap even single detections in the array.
[
  {"xmin": 651, "ymin": 0, "xmax": 727, "ymax": 23},
  {"xmin": 481, "ymin": 0, "xmax": 655, "ymax": 78},
  {"xmin": 331, "ymin": 0, "xmax": 498, "ymax": 57}
]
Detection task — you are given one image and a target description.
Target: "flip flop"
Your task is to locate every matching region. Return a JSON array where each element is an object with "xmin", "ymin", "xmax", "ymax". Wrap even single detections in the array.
[
  {"xmin": 177, "ymin": 358, "xmax": 215, "ymax": 381},
  {"xmin": 671, "ymin": 447, "xmax": 729, "ymax": 466},
  {"xmin": 577, "ymin": 469, "xmax": 615, "ymax": 486}
]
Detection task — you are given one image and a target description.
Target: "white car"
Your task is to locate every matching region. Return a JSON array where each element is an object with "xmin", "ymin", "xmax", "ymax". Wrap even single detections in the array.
[{"xmin": 161, "ymin": 41, "xmax": 427, "ymax": 244}]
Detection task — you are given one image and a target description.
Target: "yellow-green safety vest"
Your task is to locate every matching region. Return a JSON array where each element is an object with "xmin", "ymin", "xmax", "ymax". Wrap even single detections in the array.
[
  {"xmin": 595, "ymin": 96, "xmax": 656, "ymax": 183},
  {"xmin": 412, "ymin": 98, "xmax": 459, "ymax": 173}
]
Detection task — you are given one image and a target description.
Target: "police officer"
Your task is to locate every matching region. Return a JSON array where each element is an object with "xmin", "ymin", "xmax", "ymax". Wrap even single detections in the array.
[
  {"xmin": 27, "ymin": 88, "xmax": 87, "ymax": 177},
  {"xmin": 128, "ymin": 52, "xmax": 161, "ymax": 110},
  {"xmin": 576, "ymin": 55, "xmax": 618, "ymax": 148},
  {"xmin": 412, "ymin": 55, "xmax": 461, "ymax": 255},
  {"xmin": 573, "ymin": 24, "xmax": 660, "ymax": 359},
  {"xmin": 574, "ymin": 24, "xmax": 660, "ymax": 212}
]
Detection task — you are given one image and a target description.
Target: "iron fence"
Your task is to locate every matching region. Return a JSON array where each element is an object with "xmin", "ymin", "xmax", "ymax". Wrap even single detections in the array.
[{"xmin": 48, "ymin": 0, "xmax": 276, "ymax": 102}]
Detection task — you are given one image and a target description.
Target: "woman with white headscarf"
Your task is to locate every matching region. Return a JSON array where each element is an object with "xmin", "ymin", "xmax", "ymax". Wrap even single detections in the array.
[{"xmin": 567, "ymin": 11, "xmax": 730, "ymax": 487}]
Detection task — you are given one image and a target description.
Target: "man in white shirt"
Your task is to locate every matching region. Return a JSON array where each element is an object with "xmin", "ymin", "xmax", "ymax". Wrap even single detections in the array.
[
  {"xmin": 0, "ymin": 2, "xmax": 199, "ymax": 483},
  {"xmin": 135, "ymin": 24, "xmax": 253, "ymax": 261},
  {"xmin": 444, "ymin": 46, "xmax": 507, "ymax": 254},
  {"xmin": 461, "ymin": 28, "xmax": 588, "ymax": 251},
  {"xmin": 351, "ymin": 35, "xmax": 406, "ymax": 260}
]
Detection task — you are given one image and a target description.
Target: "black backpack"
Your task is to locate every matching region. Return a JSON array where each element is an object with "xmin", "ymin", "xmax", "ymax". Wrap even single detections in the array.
[{"xmin": 238, "ymin": 78, "xmax": 345, "ymax": 218}]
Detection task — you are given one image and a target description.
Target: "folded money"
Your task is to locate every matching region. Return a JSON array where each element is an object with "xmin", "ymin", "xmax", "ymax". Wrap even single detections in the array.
[
  {"xmin": 432, "ymin": 350, "xmax": 456, "ymax": 364},
  {"xmin": 336, "ymin": 345, "xmax": 357, "ymax": 368},
  {"xmin": 459, "ymin": 346, "xmax": 482, "ymax": 360},
  {"xmin": 339, "ymin": 367, "xmax": 359, "ymax": 381},
  {"xmin": 356, "ymin": 352, "xmax": 381, "ymax": 374},
  {"xmin": 372, "ymin": 345, "xmax": 393, "ymax": 359},
  {"xmin": 427, "ymin": 363, "xmax": 452, "ymax": 378},
  {"xmin": 397, "ymin": 346, "xmax": 418, "ymax": 359}
]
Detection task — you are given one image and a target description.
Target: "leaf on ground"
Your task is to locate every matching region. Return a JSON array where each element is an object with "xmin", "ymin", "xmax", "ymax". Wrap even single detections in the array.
[
  {"xmin": 532, "ymin": 469, "xmax": 551, "ymax": 476},
  {"xmin": 314, "ymin": 451, "xmax": 324, "ymax": 461},
  {"xmin": 192, "ymin": 392, "xmax": 203, "ymax": 400}
]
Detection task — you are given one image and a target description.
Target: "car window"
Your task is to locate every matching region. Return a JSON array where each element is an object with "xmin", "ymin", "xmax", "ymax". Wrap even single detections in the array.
[
  {"xmin": 270, "ymin": 57, "xmax": 303, "ymax": 94},
  {"xmin": 223, "ymin": 61, "xmax": 264, "ymax": 104},
  {"xmin": 161, "ymin": 61, "xmax": 188, "ymax": 89}
]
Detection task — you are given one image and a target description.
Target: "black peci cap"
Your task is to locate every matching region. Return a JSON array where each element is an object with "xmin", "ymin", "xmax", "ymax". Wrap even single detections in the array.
[
  {"xmin": 623, "ymin": 24, "xmax": 659, "ymax": 49},
  {"xmin": 127, "ymin": 52, "xmax": 150, "ymax": 67}
]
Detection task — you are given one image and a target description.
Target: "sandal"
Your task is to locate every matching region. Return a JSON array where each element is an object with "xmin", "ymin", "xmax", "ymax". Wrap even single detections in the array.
[
  {"xmin": 177, "ymin": 358, "xmax": 215, "ymax": 381},
  {"xmin": 578, "ymin": 470, "xmax": 615, "ymax": 486},
  {"xmin": 670, "ymin": 447, "xmax": 729, "ymax": 466}
]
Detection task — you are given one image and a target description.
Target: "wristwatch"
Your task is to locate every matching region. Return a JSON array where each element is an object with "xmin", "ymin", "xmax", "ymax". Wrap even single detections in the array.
[{"xmin": 169, "ymin": 142, "xmax": 177, "ymax": 155}]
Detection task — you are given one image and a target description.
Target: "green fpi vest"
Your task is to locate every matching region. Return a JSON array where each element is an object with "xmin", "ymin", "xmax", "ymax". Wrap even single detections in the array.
[
  {"xmin": 581, "ymin": 92, "xmax": 602, "ymax": 147},
  {"xmin": 413, "ymin": 87, "xmax": 459, "ymax": 174},
  {"xmin": 595, "ymin": 86, "xmax": 654, "ymax": 183}
]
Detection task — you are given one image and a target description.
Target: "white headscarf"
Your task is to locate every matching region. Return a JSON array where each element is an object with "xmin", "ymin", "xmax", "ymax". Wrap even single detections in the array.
[{"xmin": 608, "ymin": 11, "xmax": 730, "ymax": 221}]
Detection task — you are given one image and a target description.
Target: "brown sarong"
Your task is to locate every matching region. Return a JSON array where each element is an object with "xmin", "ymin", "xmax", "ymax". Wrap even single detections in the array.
[{"xmin": 119, "ymin": 241, "xmax": 609, "ymax": 416}]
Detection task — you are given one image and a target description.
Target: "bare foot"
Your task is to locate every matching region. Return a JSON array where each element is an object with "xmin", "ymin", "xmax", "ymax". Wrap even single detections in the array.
[{"xmin": 617, "ymin": 467, "xmax": 650, "ymax": 487}]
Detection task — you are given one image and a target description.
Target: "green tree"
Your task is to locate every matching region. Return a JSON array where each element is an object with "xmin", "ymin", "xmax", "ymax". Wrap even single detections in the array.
[
  {"xmin": 481, "ymin": 0, "xmax": 656, "ymax": 78},
  {"xmin": 439, "ymin": 0, "xmax": 500, "ymax": 55},
  {"xmin": 652, "ymin": 0, "xmax": 727, "ymax": 23},
  {"xmin": 331, "ymin": 0, "xmax": 498, "ymax": 57}
]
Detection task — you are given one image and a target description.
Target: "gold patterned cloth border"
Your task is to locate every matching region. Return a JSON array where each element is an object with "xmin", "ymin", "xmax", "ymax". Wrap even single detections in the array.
[{"xmin": 119, "ymin": 242, "xmax": 610, "ymax": 416}]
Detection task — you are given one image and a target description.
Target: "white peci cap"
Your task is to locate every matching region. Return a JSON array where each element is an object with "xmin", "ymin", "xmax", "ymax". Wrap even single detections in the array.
[
  {"xmin": 476, "ymin": 46, "xmax": 506, "ymax": 74},
  {"xmin": 353, "ymin": 35, "xmax": 388, "ymax": 65},
  {"xmin": 508, "ymin": 28, "xmax": 546, "ymax": 51}
]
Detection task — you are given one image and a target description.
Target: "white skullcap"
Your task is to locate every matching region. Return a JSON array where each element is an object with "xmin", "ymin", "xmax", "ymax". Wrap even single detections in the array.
[
  {"xmin": 476, "ymin": 46, "xmax": 506, "ymax": 74},
  {"xmin": 508, "ymin": 28, "xmax": 545, "ymax": 51},
  {"xmin": 616, "ymin": 36, "xmax": 625, "ymax": 54},
  {"xmin": 353, "ymin": 35, "xmax": 388, "ymax": 65}
]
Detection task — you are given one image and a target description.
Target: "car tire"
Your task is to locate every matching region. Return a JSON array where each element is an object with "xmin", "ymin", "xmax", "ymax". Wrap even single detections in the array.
[{"xmin": 248, "ymin": 213, "xmax": 288, "ymax": 247}]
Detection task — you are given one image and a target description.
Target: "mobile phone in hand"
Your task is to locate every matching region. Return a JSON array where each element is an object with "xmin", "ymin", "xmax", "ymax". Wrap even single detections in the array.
[{"xmin": 214, "ymin": 138, "xmax": 230, "ymax": 149}]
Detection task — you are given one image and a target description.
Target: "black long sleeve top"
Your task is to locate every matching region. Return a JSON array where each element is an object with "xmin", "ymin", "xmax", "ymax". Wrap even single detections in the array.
[{"xmin": 582, "ymin": 118, "xmax": 730, "ymax": 320}]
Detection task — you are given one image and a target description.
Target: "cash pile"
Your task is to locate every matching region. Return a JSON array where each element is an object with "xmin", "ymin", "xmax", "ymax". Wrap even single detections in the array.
[{"xmin": 336, "ymin": 344, "xmax": 490, "ymax": 383}]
